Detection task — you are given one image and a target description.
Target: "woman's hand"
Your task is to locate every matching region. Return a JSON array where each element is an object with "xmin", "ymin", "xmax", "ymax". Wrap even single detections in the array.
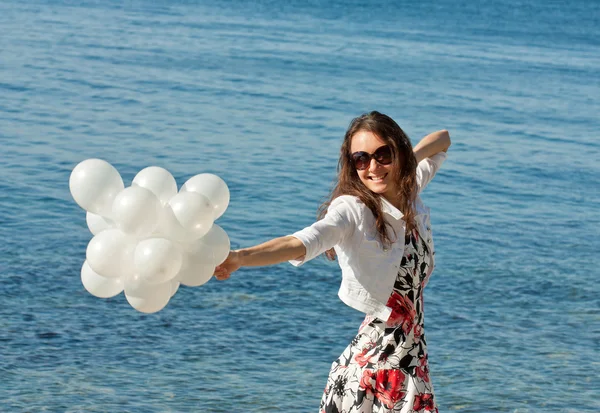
[{"xmin": 214, "ymin": 250, "xmax": 242, "ymax": 281}]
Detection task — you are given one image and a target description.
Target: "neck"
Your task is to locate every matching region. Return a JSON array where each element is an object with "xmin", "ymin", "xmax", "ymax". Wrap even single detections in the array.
[
  {"xmin": 382, "ymin": 193, "xmax": 403, "ymax": 210},
  {"xmin": 381, "ymin": 193, "xmax": 402, "ymax": 209}
]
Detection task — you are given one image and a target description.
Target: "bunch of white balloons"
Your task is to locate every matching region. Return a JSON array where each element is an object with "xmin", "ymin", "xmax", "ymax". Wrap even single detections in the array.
[{"xmin": 69, "ymin": 159, "xmax": 231, "ymax": 313}]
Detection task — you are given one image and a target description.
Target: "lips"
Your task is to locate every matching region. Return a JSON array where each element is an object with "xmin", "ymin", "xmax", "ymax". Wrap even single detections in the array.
[{"xmin": 368, "ymin": 173, "xmax": 388, "ymax": 182}]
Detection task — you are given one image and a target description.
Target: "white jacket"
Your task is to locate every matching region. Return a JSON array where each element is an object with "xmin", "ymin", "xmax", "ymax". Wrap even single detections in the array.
[{"xmin": 289, "ymin": 152, "xmax": 447, "ymax": 321}]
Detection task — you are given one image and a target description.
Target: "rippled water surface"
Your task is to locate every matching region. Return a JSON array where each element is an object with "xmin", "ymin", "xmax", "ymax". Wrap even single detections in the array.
[{"xmin": 1, "ymin": 0, "xmax": 599, "ymax": 412}]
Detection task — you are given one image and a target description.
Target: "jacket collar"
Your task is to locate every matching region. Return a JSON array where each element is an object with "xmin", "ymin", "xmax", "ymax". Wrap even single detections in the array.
[{"xmin": 380, "ymin": 196, "xmax": 404, "ymax": 220}]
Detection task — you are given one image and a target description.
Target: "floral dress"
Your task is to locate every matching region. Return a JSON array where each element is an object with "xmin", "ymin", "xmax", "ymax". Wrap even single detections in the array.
[{"xmin": 320, "ymin": 228, "xmax": 438, "ymax": 413}]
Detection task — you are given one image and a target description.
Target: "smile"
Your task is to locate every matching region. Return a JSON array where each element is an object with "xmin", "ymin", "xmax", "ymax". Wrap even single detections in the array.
[{"xmin": 368, "ymin": 174, "xmax": 387, "ymax": 182}]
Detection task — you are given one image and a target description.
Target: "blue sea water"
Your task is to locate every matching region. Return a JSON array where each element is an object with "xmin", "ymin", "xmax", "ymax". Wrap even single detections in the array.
[{"xmin": 1, "ymin": 0, "xmax": 599, "ymax": 411}]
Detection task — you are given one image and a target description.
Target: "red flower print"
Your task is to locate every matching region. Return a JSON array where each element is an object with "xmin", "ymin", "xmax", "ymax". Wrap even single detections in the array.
[
  {"xmin": 374, "ymin": 369, "xmax": 406, "ymax": 409},
  {"xmin": 359, "ymin": 369, "xmax": 375, "ymax": 393},
  {"xmin": 354, "ymin": 342, "xmax": 376, "ymax": 367},
  {"xmin": 354, "ymin": 348, "xmax": 371, "ymax": 367},
  {"xmin": 415, "ymin": 356, "xmax": 430, "ymax": 382},
  {"xmin": 413, "ymin": 324, "xmax": 423, "ymax": 344},
  {"xmin": 413, "ymin": 393, "xmax": 435, "ymax": 411},
  {"xmin": 386, "ymin": 292, "xmax": 416, "ymax": 334}
]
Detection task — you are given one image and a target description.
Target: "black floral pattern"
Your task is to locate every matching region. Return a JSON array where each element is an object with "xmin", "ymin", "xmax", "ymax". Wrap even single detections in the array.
[{"xmin": 320, "ymin": 229, "xmax": 438, "ymax": 413}]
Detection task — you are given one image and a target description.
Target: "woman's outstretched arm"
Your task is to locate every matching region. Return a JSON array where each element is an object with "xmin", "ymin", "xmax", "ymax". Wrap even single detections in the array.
[
  {"xmin": 214, "ymin": 236, "xmax": 306, "ymax": 280},
  {"xmin": 413, "ymin": 130, "xmax": 451, "ymax": 162}
]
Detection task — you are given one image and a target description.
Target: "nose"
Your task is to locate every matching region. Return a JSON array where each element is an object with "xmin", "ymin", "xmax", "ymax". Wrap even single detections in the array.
[{"xmin": 368, "ymin": 157, "xmax": 382, "ymax": 172}]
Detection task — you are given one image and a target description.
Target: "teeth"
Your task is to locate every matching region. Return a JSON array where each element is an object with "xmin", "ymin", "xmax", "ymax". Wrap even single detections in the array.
[{"xmin": 370, "ymin": 175, "xmax": 385, "ymax": 181}]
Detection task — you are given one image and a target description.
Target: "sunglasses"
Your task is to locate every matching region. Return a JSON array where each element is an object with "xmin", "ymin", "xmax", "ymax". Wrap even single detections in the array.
[{"xmin": 350, "ymin": 145, "xmax": 393, "ymax": 170}]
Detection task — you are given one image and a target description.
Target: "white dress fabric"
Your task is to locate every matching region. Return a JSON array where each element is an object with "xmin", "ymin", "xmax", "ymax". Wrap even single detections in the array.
[{"xmin": 319, "ymin": 227, "xmax": 438, "ymax": 413}]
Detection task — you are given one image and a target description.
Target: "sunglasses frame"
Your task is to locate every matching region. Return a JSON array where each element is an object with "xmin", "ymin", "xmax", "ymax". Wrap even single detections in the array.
[{"xmin": 350, "ymin": 145, "xmax": 393, "ymax": 171}]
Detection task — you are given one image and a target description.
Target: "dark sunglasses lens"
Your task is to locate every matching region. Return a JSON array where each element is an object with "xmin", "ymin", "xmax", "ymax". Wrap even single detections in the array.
[
  {"xmin": 374, "ymin": 146, "xmax": 392, "ymax": 165},
  {"xmin": 352, "ymin": 152, "xmax": 370, "ymax": 170}
]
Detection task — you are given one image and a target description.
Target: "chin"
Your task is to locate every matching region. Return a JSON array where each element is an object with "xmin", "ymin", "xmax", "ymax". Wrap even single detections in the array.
[{"xmin": 365, "ymin": 184, "xmax": 388, "ymax": 194}]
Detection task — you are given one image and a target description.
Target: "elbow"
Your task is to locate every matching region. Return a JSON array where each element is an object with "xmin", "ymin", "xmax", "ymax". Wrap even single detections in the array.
[
  {"xmin": 440, "ymin": 130, "xmax": 451, "ymax": 152},
  {"xmin": 286, "ymin": 235, "xmax": 307, "ymax": 261}
]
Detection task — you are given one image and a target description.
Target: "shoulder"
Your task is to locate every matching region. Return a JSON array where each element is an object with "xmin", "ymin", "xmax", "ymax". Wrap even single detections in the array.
[
  {"xmin": 328, "ymin": 195, "xmax": 365, "ymax": 223},
  {"xmin": 414, "ymin": 195, "xmax": 430, "ymax": 213},
  {"xmin": 330, "ymin": 194, "xmax": 359, "ymax": 207},
  {"xmin": 330, "ymin": 195, "xmax": 368, "ymax": 212}
]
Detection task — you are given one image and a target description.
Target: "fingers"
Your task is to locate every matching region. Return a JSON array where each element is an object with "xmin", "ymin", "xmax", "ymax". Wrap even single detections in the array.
[
  {"xmin": 214, "ymin": 272, "xmax": 230, "ymax": 281},
  {"xmin": 213, "ymin": 265, "xmax": 231, "ymax": 281},
  {"xmin": 213, "ymin": 251, "xmax": 239, "ymax": 281}
]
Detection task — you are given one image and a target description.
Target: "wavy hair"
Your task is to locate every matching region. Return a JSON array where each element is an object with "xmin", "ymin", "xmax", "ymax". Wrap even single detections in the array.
[{"xmin": 318, "ymin": 111, "xmax": 418, "ymax": 260}]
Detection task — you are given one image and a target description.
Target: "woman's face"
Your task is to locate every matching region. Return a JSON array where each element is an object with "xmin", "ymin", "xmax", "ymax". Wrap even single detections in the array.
[{"xmin": 350, "ymin": 130, "xmax": 398, "ymax": 202}]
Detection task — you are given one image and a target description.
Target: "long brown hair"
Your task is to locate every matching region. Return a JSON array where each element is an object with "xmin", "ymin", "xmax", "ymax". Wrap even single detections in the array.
[{"xmin": 318, "ymin": 111, "xmax": 418, "ymax": 260}]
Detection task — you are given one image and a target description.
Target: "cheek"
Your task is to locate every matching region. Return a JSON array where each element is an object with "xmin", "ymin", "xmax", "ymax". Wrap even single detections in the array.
[
  {"xmin": 357, "ymin": 170, "xmax": 370, "ymax": 184},
  {"xmin": 383, "ymin": 162, "xmax": 397, "ymax": 176}
]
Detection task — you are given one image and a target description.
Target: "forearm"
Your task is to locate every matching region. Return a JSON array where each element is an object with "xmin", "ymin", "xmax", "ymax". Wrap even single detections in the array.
[
  {"xmin": 237, "ymin": 235, "xmax": 306, "ymax": 267},
  {"xmin": 413, "ymin": 130, "xmax": 451, "ymax": 162}
]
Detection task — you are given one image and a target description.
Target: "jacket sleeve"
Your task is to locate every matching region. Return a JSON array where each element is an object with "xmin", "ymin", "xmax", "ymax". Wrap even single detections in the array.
[
  {"xmin": 288, "ymin": 197, "xmax": 358, "ymax": 267},
  {"xmin": 416, "ymin": 152, "xmax": 448, "ymax": 193}
]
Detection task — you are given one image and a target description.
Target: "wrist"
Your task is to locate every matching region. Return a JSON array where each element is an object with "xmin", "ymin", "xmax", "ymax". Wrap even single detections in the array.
[{"xmin": 233, "ymin": 249, "xmax": 247, "ymax": 266}]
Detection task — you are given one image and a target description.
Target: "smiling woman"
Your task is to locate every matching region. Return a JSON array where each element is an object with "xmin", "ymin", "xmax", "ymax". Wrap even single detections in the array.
[
  {"xmin": 214, "ymin": 111, "xmax": 450, "ymax": 412},
  {"xmin": 351, "ymin": 139, "xmax": 395, "ymax": 194}
]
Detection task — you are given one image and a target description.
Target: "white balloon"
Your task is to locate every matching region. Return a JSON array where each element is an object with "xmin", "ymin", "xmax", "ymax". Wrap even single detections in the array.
[
  {"xmin": 112, "ymin": 186, "xmax": 162, "ymax": 237},
  {"xmin": 177, "ymin": 251, "xmax": 215, "ymax": 287},
  {"xmin": 124, "ymin": 274, "xmax": 171, "ymax": 313},
  {"xmin": 170, "ymin": 280, "xmax": 180, "ymax": 297},
  {"xmin": 134, "ymin": 238, "xmax": 183, "ymax": 284},
  {"xmin": 81, "ymin": 261, "xmax": 124, "ymax": 298},
  {"xmin": 154, "ymin": 204, "xmax": 188, "ymax": 241},
  {"xmin": 69, "ymin": 159, "xmax": 124, "ymax": 216},
  {"xmin": 168, "ymin": 191, "xmax": 214, "ymax": 241},
  {"xmin": 86, "ymin": 229, "xmax": 135, "ymax": 278},
  {"xmin": 181, "ymin": 173, "xmax": 229, "ymax": 219},
  {"xmin": 86, "ymin": 212, "xmax": 115, "ymax": 235},
  {"xmin": 188, "ymin": 224, "xmax": 231, "ymax": 266},
  {"xmin": 132, "ymin": 166, "xmax": 178, "ymax": 206}
]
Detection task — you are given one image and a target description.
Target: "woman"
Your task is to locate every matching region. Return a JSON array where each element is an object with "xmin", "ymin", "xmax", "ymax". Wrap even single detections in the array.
[{"xmin": 214, "ymin": 111, "xmax": 450, "ymax": 412}]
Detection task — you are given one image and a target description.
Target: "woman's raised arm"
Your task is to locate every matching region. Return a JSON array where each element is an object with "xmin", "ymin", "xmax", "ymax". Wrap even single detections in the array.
[
  {"xmin": 214, "ymin": 236, "xmax": 306, "ymax": 280},
  {"xmin": 413, "ymin": 130, "xmax": 451, "ymax": 162}
]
